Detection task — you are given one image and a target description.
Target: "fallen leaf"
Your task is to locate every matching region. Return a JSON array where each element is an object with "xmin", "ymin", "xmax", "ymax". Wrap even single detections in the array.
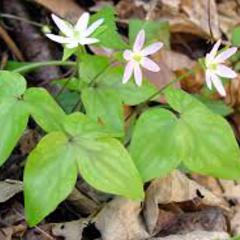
[
  {"xmin": 35, "ymin": 0, "xmax": 83, "ymax": 23},
  {"xmin": 0, "ymin": 180, "xmax": 23, "ymax": 203},
  {"xmin": 144, "ymin": 170, "xmax": 227, "ymax": 234},
  {"xmin": 95, "ymin": 197, "xmax": 149, "ymax": 240},
  {"xmin": 150, "ymin": 230, "xmax": 229, "ymax": 240},
  {"xmin": 231, "ymin": 206, "xmax": 240, "ymax": 235}
]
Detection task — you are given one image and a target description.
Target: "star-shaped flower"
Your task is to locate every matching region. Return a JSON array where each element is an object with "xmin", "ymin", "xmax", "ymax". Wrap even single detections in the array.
[
  {"xmin": 122, "ymin": 30, "xmax": 163, "ymax": 86},
  {"xmin": 46, "ymin": 12, "xmax": 104, "ymax": 48},
  {"xmin": 205, "ymin": 40, "xmax": 238, "ymax": 96}
]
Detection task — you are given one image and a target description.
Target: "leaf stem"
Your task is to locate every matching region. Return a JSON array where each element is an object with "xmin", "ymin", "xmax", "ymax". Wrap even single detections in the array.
[{"xmin": 13, "ymin": 61, "xmax": 76, "ymax": 74}]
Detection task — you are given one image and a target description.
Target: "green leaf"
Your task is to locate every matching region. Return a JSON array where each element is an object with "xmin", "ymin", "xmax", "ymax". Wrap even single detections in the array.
[
  {"xmin": 129, "ymin": 19, "xmax": 170, "ymax": 48},
  {"xmin": 195, "ymin": 95, "xmax": 233, "ymax": 116},
  {"xmin": 0, "ymin": 71, "xmax": 28, "ymax": 166},
  {"xmin": 81, "ymin": 87, "xmax": 124, "ymax": 136},
  {"xmin": 232, "ymin": 26, "xmax": 240, "ymax": 46},
  {"xmin": 24, "ymin": 88, "xmax": 66, "ymax": 132},
  {"xmin": 79, "ymin": 54, "xmax": 110, "ymax": 84},
  {"xmin": 24, "ymin": 132, "xmax": 78, "ymax": 226},
  {"xmin": 65, "ymin": 113, "xmax": 144, "ymax": 200},
  {"xmin": 130, "ymin": 108, "xmax": 185, "ymax": 182},
  {"xmin": 0, "ymin": 99, "xmax": 29, "ymax": 166},
  {"xmin": 164, "ymin": 88, "xmax": 240, "ymax": 179},
  {"xmin": 0, "ymin": 71, "xmax": 26, "ymax": 99},
  {"xmin": 91, "ymin": 6, "xmax": 128, "ymax": 49},
  {"xmin": 98, "ymin": 66, "xmax": 157, "ymax": 105}
]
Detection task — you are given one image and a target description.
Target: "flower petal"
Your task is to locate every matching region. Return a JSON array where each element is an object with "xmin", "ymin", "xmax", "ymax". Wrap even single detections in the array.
[
  {"xmin": 75, "ymin": 12, "xmax": 90, "ymax": 32},
  {"xmin": 211, "ymin": 73, "xmax": 226, "ymax": 97},
  {"xmin": 205, "ymin": 70, "xmax": 212, "ymax": 90},
  {"xmin": 79, "ymin": 37, "xmax": 99, "ymax": 45},
  {"xmin": 215, "ymin": 47, "xmax": 238, "ymax": 63},
  {"xmin": 123, "ymin": 50, "xmax": 133, "ymax": 61},
  {"xmin": 134, "ymin": 64, "xmax": 143, "ymax": 86},
  {"xmin": 141, "ymin": 42, "xmax": 163, "ymax": 56},
  {"xmin": 65, "ymin": 42, "xmax": 78, "ymax": 49},
  {"xmin": 216, "ymin": 64, "xmax": 237, "ymax": 78},
  {"xmin": 84, "ymin": 18, "xmax": 104, "ymax": 37},
  {"xmin": 51, "ymin": 14, "xmax": 73, "ymax": 37},
  {"xmin": 208, "ymin": 39, "xmax": 221, "ymax": 59},
  {"xmin": 141, "ymin": 57, "xmax": 160, "ymax": 72},
  {"xmin": 133, "ymin": 30, "xmax": 145, "ymax": 52},
  {"xmin": 122, "ymin": 61, "xmax": 134, "ymax": 84},
  {"xmin": 46, "ymin": 34, "xmax": 72, "ymax": 44}
]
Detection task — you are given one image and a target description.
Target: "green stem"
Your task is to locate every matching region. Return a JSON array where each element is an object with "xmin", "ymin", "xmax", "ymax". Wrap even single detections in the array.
[
  {"xmin": 146, "ymin": 68, "xmax": 195, "ymax": 102},
  {"xmin": 13, "ymin": 61, "xmax": 76, "ymax": 74}
]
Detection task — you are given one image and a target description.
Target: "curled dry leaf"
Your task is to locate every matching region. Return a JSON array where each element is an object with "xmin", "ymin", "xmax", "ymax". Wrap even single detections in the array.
[
  {"xmin": 0, "ymin": 180, "xmax": 23, "ymax": 203},
  {"xmin": 144, "ymin": 170, "xmax": 227, "ymax": 234},
  {"xmin": 231, "ymin": 206, "xmax": 240, "ymax": 235},
  {"xmin": 150, "ymin": 230, "xmax": 229, "ymax": 240},
  {"xmin": 95, "ymin": 197, "xmax": 149, "ymax": 240}
]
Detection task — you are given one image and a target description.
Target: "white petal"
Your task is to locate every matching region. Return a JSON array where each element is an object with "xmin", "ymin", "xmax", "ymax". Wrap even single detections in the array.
[
  {"xmin": 75, "ymin": 12, "xmax": 90, "ymax": 32},
  {"xmin": 141, "ymin": 42, "xmax": 163, "ymax": 56},
  {"xmin": 133, "ymin": 30, "xmax": 145, "ymax": 52},
  {"xmin": 205, "ymin": 70, "xmax": 212, "ymax": 90},
  {"xmin": 46, "ymin": 34, "xmax": 72, "ymax": 44},
  {"xmin": 51, "ymin": 14, "xmax": 73, "ymax": 37},
  {"xmin": 141, "ymin": 57, "xmax": 160, "ymax": 72},
  {"xmin": 84, "ymin": 18, "xmax": 104, "ymax": 37},
  {"xmin": 208, "ymin": 39, "xmax": 221, "ymax": 59},
  {"xmin": 122, "ymin": 61, "xmax": 134, "ymax": 84},
  {"xmin": 211, "ymin": 73, "xmax": 226, "ymax": 97},
  {"xmin": 65, "ymin": 42, "xmax": 78, "ymax": 48},
  {"xmin": 79, "ymin": 37, "xmax": 99, "ymax": 45},
  {"xmin": 134, "ymin": 64, "xmax": 143, "ymax": 86},
  {"xmin": 216, "ymin": 64, "xmax": 237, "ymax": 78},
  {"xmin": 123, "ymin": 50, "xmax": 133, "ymax": 61},
  {"xmin": 215, "ymin": 47, "xmax": 238, "ymax": 63}
]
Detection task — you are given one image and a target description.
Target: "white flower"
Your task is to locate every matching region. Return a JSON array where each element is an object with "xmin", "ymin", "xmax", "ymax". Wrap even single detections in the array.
[
  {"xmin": 205, "ymin": 39, "xmax": 238, "ymax": 96},
  {"xmin": 46, "ymin": 12, "xmax": 104, "ymax": 48},
  {"xmin": 122, "ymin": 30, "xmax": 163, "ymax": 86}
]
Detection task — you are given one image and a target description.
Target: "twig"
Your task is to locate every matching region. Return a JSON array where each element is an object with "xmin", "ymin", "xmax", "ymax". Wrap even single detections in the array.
[{"xmin": 0, "ymin": 24, "xmax": 24, "ymax": 61}]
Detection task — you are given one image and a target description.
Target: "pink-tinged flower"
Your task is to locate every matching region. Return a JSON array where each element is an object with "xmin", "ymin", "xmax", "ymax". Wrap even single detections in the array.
[
  {"xmin": 46, "ymin": 13, "xmax": 104, "ymax": 48},
  {"xmin": 205, "ymin": 40, "xmax": 238, "ymax": 96},
  {"xmin": 122, "ymin": 30, "xmax": 163, "ymax": 86}
]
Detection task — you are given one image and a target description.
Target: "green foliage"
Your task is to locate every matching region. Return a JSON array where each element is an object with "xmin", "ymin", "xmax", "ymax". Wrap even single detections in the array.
[
  {"xmin": 231, "ymin": 26, "xmax": 240, "ymax": 46},
  {"xmin": 131, "ymin": 88, "xmax": 240, "ymax": 181},
  {"xmin": 0, "ymin": 71, "xmax": 29, "ymax": 166},
  {"xmin": 24, "ymin": 113, "xmax": 144, "ymax": 225},
  {"xmin": 24, "ymin": 88, "xmax": 66, "ymax": 132},
  {"xmin": 24, "ymin": 132, "xmax": 77, "ymax": 226},
  {"xmin": 129, "ymin": 19, "xmax": 170, "ymax": 48},
  {"xmin": 79, "ymin": 55, "xmax": 157, "ymax": 136},
  {"xmin": 91, "ymin": 6, "xmax": 128, "ymax": 49}
]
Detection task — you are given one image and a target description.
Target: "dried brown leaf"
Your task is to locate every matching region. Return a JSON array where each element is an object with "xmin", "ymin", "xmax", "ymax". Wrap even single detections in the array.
[
  {"xmin": 144, "ymin": 170, "xmax": 227, "ymax": 234},
  {"xmin": 95, "ymin": 197, "xmax": 149, "ymax": 240},
  {"xmin": 0, "ymin": 180, "xmax": 23, "ymax": 203}
]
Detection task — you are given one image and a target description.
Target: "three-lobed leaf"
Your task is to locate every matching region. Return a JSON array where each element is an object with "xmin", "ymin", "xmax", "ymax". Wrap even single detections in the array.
[{"xmin": 24, "ymin": 113, "xmax": 144, "ymax": 226}]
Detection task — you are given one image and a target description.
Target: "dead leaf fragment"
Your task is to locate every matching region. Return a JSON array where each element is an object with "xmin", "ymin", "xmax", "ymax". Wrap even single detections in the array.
[
  {"xmin": 144, "ymin": 170, "xmax": 226, "ymax": 234},
  {"xmin": 35, "ymin": 0, "xmax": 83, "ymax": 23},
  {"xmin": 0, "ymin": 180, "xmax": 23, "ymax": 203},
  {"xmin": 95, "ymin": 197, "xmax": 149, "ymax": 240},
  {"xmin": 150, "ymin": 230, "xmax": 229, "ymax": 240}
]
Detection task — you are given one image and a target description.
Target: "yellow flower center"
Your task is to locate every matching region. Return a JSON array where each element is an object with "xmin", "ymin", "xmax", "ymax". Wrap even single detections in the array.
[{"xmin": 133, "ymin": 54, "xmax": 142, "ymax": 63}]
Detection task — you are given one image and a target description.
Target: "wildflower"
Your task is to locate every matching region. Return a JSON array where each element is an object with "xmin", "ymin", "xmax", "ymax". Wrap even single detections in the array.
[
  {"xmin": 122, "ymin": 30, "xmax": 163, "ymax": 86},
  {"xmin": 46, "ymin": 12, "xmax": 104, "ymax": 48},
  {"xmin": 205, "ymin": 40, "xmax": 237, "ymax": 96}
]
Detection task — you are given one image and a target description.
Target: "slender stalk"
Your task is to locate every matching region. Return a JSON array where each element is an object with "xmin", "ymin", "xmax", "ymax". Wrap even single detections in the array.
[
  {"xmin": 146, "ymin": 68, "xmax": 195, "ymax": 102},
  {"xmin": 13, "ymin": 61, "xmax": 76, "ymax": 74}
]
